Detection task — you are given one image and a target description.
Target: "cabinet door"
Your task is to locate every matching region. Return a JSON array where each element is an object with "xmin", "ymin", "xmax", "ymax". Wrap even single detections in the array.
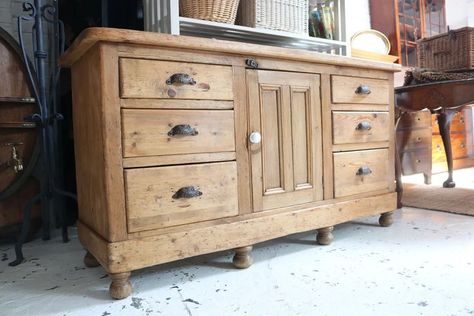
[{"xmin": 247, "ymin": 70, "xmax": 323, "ymax": 212}]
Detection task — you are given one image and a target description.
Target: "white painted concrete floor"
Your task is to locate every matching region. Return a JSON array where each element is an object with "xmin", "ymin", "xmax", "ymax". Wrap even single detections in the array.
[{"xmin": 1, "ymin": 206, "xmax": 474, "ymax": 316}]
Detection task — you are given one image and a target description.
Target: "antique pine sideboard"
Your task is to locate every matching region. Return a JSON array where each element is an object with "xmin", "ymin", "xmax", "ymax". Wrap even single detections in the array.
[{"xmin": 60, "ymin": 28, "xmax": 400, "ymax": 299}]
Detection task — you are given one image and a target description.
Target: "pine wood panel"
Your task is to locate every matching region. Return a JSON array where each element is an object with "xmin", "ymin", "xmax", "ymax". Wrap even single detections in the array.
[
  {"xmin": 60, "ymin": 28, "xmax": 401, "ymax": 73},
  {"xmin": 119, "ymin": 58, "xmax": 233, "ymax": 100},
  {"xmin": 121, "ymin": 99, "xmax": 234, "ymax": 110},
  {"xmin": 71, "ymin": 44, "xmax": 127, "ymax": 241},
  {"xmin": 122, "ymin": 152, "xmax": 236, "ymax": 168},
  {"xmin": 332, "ymin": 111, "xmax": 390, "ymax": 145},
  {"xmin": 122, "ymin": 109, "xmax": 235, "ymax": 157},
  {"xmin": 125, "ymin": 162, "xmax": 238, "ymax": 232},
  {"xmin": 93, "ymin": 192, "xmax": 397, "ymax": 273},
  {"xmin": 331, "ymin": 76, "xmax": 389, "ymax": 104},
  {"xmin": 248, "ymin": 70, "xmax": 323, "ymax": 212},
  {"xmin": 333, "ymin": 149, "xmax": 391, "ymax": 198}
]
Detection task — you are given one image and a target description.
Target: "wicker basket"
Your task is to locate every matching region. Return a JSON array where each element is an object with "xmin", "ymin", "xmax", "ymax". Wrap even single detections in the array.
[
  {"xmin": 418, "ymin": 27, "xmax": 474, "ymax": 72},
  {"xmin": 239, "ymin": 0, "xmax": 308, "ymax": 34},
  {"xmin": 180, "ymin": 0, "xmax": 241, "ymax": 24}
]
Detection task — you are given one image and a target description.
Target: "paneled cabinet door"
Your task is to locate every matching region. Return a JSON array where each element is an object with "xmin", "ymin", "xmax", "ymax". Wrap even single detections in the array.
[{"xmin": 247, "ymin": 70, "xmax": 323, "ymax": 212}]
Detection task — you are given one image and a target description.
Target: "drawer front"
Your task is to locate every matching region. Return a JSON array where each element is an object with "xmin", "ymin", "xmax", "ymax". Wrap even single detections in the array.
[
  {"xmin": 119, "ymin": 58, "xmax": 233, "ymax": 100},
  {"xmin": 122, "ymin": 109, "xmax": 235, "ymax": 158},
  {"xmin": 398, "ymin": 111, "xmax": 431, "ymax": 130},
  {"xmin": 400, "ymin": 148, "xmax": 431, "ymax": 175},
  {"xmin": 432, "ymin": 134, "xmax": 468, "ymax": 162},
  {"xmin": 333, "ymin": 149, "xmax": 390, "ymax": 198},
  {"xmin": 125, "ymin": 161, "xmax": 239, "ymax": 232},
  {"xmin": 432, "ymin": 111, "xmax": 468, "ymax": 134},
  {"xmin": 333, "ymin": 111, "xmax": 390, "ymax": 145},
  {"xmin": 396, "ymin": 128, "xmax": 432, "ymax": 151},
  {"xmin": 331, "ymin": 76, "xmax": 389, "ymax": 104}
]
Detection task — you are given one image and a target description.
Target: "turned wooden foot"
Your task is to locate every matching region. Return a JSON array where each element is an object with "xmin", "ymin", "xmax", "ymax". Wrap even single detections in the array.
[
  {"xmin": 232, "ymin": 246, "xmax": 253, "ymax": 269},
  {"xmin": 109, "ymin": 272, "xmax": 132, "ymax": 299},
  {"xmin": 83, "ymin": 251, "xmax": 100, "ymax": 268},
  {"xmin": 379, "ymin": 212, "xmax": 394, "ymax": 227},
  {"xmin": 316, "ymin": 226, "xmax": 334, "ymax": 245}
]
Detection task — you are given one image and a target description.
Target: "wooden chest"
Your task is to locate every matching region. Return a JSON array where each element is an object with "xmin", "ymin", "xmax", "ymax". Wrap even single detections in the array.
[{"xmin": 60, "ymin": 28, "xmax": 399, "ymax": 299}]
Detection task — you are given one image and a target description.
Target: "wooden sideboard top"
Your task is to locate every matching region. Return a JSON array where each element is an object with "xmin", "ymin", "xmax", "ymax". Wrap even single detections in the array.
[{"xmin": 60, "ymin": 27, "xmax": 401, "ymax": 72}]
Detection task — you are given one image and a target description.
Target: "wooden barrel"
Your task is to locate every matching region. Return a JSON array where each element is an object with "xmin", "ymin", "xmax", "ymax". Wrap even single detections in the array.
[{"xmin": 0, "ymin": 26, "xmax": 40, "ymax": 235}]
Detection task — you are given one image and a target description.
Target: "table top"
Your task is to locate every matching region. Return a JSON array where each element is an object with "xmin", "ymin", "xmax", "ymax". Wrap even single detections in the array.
[{"xmin": 395, "ymin": 78, "xmax": 474, "ymax": 112}]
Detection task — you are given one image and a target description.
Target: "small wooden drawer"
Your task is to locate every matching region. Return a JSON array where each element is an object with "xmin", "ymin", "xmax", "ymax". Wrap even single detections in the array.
[
  {"xmin": 432, "ymin": 134, "xmax": 468, "ymax": 162},
  {"xmin": 125, "ymin": 161, "xmax": 239, "ymax": 232},
  {"xmin": 400, "ymin": 148, "xmax": 431, "ymax": 176},
  {"xmin": 332, "ymin": 111, "xmax": 389, "ymax": 145},
  {"xmin": 331, "ymin": 75, "xmax": 389, "ymax": 104},
  {"xmin": 398, "ymin": 111, "xmax": 431, "ymax": 130},
  {"xmin": 119, "ymin": 58, "xmax": 234, "ymax": 100},
  {"xmin": 122, "ymin": 109, "xmax": 235, "ymax": 158},
  {"xmin": 396, "ymin": 128, "xmax": 432, "ymax": 151},
  {"xmin": 432, "ymin": 111, "xmax": 467, "ymax": 134},
  {"xmin": 333, "ymin": 149, "xmax": 390, "ymax": 198}
]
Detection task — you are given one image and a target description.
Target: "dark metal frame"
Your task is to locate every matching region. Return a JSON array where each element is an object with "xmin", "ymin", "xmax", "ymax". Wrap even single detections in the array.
[{"xmin": 9, "ymin": 0, "xmax": 77, "ymax": 266}]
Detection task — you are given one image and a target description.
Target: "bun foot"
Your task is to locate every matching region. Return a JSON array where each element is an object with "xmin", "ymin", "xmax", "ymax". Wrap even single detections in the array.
[
  {"xmin": 316, "ymin": 226, "xmax": 334, "ymax": 245},
  {"xmin": 233, "ymin": 246, "xmax": 253, "ymax": 269},
  {"xmin": 84, "ymin": 251, "xmax": 100, "ymax": 268},
  {"xmin": 109, "ymin": 272, "xmax": 132, "ymax": 299},
  {"xmin": 379, "ymin": 212, "xmax": 394, "ymax": 227},
  {"xmin": 443, "ymin": 180, "xmax": 455, "ymax": 188}
]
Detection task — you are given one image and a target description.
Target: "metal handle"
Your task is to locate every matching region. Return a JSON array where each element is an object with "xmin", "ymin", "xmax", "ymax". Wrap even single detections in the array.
[
  {"xmin": 249, "ymin": 131, "xmax": 262, "ymax": 144},
  {"xmin": 355, "ymin": 121, "xmax": 372, "ymax": 131},
  {"xmin": 245, "ymin": 58, "xmax": 258, "ymax": 69},
  {"xmin": 167, "ymin": 124, "xmax": 198, "ymax": 136},
  {"xmin": 356, "ymin": 166, "xmax": 372, "ymax": 176},
  {"xmin": 166, "ymin": 73, "xmax": 196, "ymax": 86},
  {"xmin": 355, "ymin": 85, "xmax": 371, "ymax": 95},
  {"xmin": 172, "ymin": 186, "xmax": 203, "ymax": 199}
]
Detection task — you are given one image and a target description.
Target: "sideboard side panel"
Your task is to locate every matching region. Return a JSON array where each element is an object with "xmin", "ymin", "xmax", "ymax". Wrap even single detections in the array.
[{"xmin": 71, "ymin": 43, "xmax": 127, "ymax": 242}]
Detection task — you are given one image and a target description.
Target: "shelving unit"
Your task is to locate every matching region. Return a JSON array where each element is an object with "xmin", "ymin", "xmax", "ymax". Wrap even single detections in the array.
[{"xmin": 143, "ymin": 0, "xmax": 347, "ymax": 55}]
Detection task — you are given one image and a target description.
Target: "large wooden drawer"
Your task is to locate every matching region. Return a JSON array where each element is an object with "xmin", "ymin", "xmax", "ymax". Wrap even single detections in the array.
[
  {"xmin": 331, "ymin": 76, "xmax": 389, "ymax": 104},
  {"xmin": 119, "ymin": 58, "xmax": 234, "ymax": 100},
  {"xmin": 332, "ymin": 111, "xmax": 389, "ymax": 145},
  {"xmin": 125, "ymin": 161, "xmax": 239, "ymax": 232},
  {"xmin": 122, "ymin": 109, "xmax": 235, "ymax": 158},
  {"xmin": 333, "ymin": 149, "xmax": 390, "ymax": 198}
]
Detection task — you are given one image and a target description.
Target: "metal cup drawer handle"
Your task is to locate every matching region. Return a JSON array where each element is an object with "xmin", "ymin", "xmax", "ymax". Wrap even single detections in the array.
[
  {"xmin": 172, "ymin": 186, "xmax": 203, "ymax": 199},
  {"xmin": 356, "ymin": 121, "xmax": 372, "ymax": 131},
  {"xmin": 355, "ymin": 85, "xmax": 371, "ymax": 95},
  {"xmin": 166, "ymin": 73, "xmax": 196, "ymax": 86},
  {"xmin": 356, "ymin": 166, "xmax": 372, "ymax": 176},
  {"xmin": 168, "ymin": 124, "xmax": 198, "ymax": 136}
]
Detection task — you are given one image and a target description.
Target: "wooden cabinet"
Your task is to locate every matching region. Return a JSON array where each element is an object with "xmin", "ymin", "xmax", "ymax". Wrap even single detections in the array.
[
  {"xmin": 60, "ymin": 28, "xmax": 399, "ymax": 299},
  {"xmin": 370, "ymin": 0, "xmax": 446, "ymax": 67}
]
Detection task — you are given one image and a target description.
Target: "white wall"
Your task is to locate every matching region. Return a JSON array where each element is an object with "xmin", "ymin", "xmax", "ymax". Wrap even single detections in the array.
[
  {"xmin": 344, "ymin": 0, "xmax": 371, "ymax": 41},
  {"xmin": 445, "ymin": 0, "xmax": 474, "ymax": 28}
]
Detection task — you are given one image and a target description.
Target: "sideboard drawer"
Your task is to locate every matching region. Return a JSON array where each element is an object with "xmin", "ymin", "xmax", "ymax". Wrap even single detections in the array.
[
  {"xmin": 122, "ymin": 109, "xmax": 235, "ymax": 158},
  {"xmin": 333, "ymin": 149, "xmax": 390, "ymax": 198},
  {"xmin": 119, "ymin": 58, "xmax": 234, "ymax": 100},
  {"xmin": 332, "ymin": 111, "xmax": 389, "ymax": 145},
  {"xmin": 331, "ymin": 76, "xmax": 389, "ymax": 104},
  {"xmin": 125, "ymin": 161, "xmax": 239, "ymax": 232}
]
